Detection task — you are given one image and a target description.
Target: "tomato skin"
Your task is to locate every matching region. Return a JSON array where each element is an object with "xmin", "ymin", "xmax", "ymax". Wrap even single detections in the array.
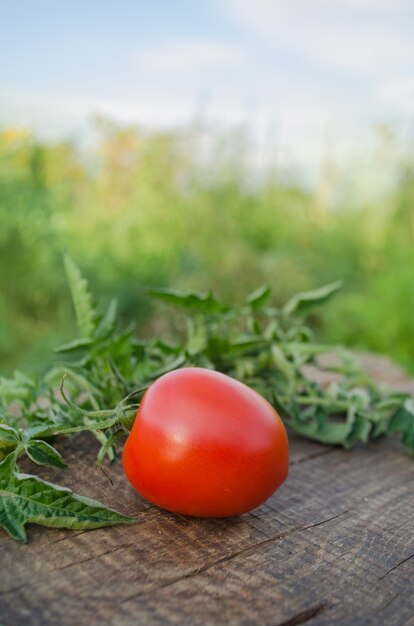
[{"xmin": 122, "ymin": 368, "xmax": 289, "ymax": 517}]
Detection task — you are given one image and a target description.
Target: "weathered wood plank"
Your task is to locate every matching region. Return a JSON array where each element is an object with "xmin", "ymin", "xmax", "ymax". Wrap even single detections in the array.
[{"xmin": 0, "ymin": 355, "xmax": 413, "ymax": 626}]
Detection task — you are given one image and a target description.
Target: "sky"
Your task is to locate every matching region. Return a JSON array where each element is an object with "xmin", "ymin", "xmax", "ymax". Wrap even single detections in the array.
[{"xmin": 1, "ymin": 0, "xmax": 413, "ymax": 171}]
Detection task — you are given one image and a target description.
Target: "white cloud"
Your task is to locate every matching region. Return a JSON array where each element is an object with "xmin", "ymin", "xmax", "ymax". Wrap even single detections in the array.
[
  {"xmin": 378, "ymin": 77, "xmax": 414, "ymax": 114},
  {"xmin": 132, "ymin": 40, "xmax": 246, "ymax": 74},
  {"xmin": 302, "ymin": 28, "xmax": 412, "ymax": 75},
  {"xmin": 217, "ymin": 0, "xmax": 414, "ymax": 76},
  {"xmin": 307, "ymin": 0, "xmax": 411, "ymax": 10}
]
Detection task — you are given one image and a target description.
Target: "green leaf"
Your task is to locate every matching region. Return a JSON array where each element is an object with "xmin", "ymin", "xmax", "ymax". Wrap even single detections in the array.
[
  {"xmin": 147, "ymin": 287, "xmax": 228, "ymax": 314},
  {"xmin": 271, "ymin": 344, "xmax": 295, "ymax": 394},
  {"xmin": 0, "ymin": 424, "xmax": 21, "ymax": 443},
  {"xmin": 151, "ymin": 338, "xmax": 183, "ymax": 356},
  {"xmin": 149, "ymin": 354, "xmax": 187, "ymax": 379},
  {"xmin": 228, "ymin": 336, "xmax": 268, "ymax": 353},
  {"xmin": 96, "ymin": 298, "xmax": 118, "ymax": 339},
  {"xmin": 388, "ymin": 398, "xmax": 414, "ymax": 453},
  {"xmin": 0, "ymin": 453, "xmax": 135, "ymax": 543},
  {"xmin": 25, "ymin": 440, "xmax": 67, "ymax": 469},
  {"xmin": 343, "ymin": 408, "xmax": 372, "ymax": 448},
  {"xmin": 290, "ymin": 418, "xmax": 350, "ymax": 445},
  {"xmin": 185, "ymin": 318, "xmax": 207, "ymax": 355},
  {"xmin": 246, "ymin": 285, "xmax": 272, "ymax": 310},
  {"xmin": 54, "ymin": 337, "xmax": 94, "ymax": 354},
  {"xmin": 64, "ymin": 255, "xmax": 96, "ymax": 338},
  {"xmin": 283, "ymin": 281, "xmax": 343, "ymax": 316}
]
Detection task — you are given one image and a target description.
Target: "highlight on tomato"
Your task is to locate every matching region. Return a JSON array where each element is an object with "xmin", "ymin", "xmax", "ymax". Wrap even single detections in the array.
[{"xmin": 122, "ymin": 367, "xmax": 289, "ymax": 517}]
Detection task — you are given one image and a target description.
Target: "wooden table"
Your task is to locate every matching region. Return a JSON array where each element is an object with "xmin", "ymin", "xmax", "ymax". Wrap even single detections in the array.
[{"xmin": 1, "ymin": 355, "xmax": 413, "ymax": 626}]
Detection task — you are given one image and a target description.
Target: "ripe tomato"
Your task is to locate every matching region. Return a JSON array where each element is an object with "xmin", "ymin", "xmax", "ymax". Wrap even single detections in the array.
[{"xmin": 122, "ymin": 367, "xmax": 289, "ymax": 517}]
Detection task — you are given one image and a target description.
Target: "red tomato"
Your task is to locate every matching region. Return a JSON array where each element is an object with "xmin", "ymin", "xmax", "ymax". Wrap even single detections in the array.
[{"xmin": 122, "ymin": 367, "xmax": 289, "ymax": 517}]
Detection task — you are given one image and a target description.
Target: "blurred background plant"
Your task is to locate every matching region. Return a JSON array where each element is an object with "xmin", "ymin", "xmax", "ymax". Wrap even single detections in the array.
[{"xmin": 1, "ymin": 118, "xmax": 413, "ymax": 375}]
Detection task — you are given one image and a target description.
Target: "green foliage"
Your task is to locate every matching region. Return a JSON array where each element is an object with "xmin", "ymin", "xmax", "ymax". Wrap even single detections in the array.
[
  {"xmin": 0, "ymin": 123, "xmax": 413, "ymax": 375},
  {"xmin": 0, "ymin": 258, "xmax": 412, "ymax": 543}
]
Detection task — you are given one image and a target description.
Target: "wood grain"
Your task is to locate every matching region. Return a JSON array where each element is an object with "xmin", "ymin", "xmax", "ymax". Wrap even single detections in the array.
[{"xmin": 1, "ymin": 354, "xmax": 413, "ymax": 626}]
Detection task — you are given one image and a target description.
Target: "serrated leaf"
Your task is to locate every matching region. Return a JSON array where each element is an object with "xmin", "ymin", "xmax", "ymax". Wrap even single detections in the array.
[
  {"xmin": 0, "ymin": 453, "xmax": 135, "ymax": 543},
  {"xmin": 147, "ymin": 287, "xmax": 228, "ymax": 314},
  {"xmin": 0, "ymin": 424, "xmax": 20, "ymax": 443},
  {"xmin": 54, "ymin": 337, "xmax": 94, "ymax": 354},
  {"xmin": 25, "ymin": 440, "xmax": 67, "ymax": 468},
  {"xmin": 246, "ymin": 285, "xmax": 272, "ymax": 310},
  {"xmin": 283, "ymin": 281, "xmax": 343, "ymax": 316},
  {"xmin": 95, "ymin": 298, "xmax": 118, "ymax": 339},
  {"xmin": 64, "ymin": 255, "xmax": 96, "ymax": 338}
]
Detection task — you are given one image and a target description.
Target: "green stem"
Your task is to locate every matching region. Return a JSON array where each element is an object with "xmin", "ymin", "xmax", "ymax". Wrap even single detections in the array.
[{"xmin": 60, "ymin": 374, "xmax": 115, "ymax": 418}]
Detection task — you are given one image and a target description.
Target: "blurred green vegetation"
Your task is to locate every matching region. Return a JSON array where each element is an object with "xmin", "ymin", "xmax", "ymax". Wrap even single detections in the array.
[{"xmin": 1, "ymin": 120, "xmax": 413, "ymax": 375}]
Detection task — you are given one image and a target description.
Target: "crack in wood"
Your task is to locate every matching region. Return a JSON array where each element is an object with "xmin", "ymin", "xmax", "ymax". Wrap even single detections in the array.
[
  {"xmin": 274, "ymin": 603, "xmax": 326, "ymax": 626},
  {"xmin": 290, "ymin": 448, "xmax": 337, "ymax": 466},
  {"xmin": 114, "ymin": 510, "xmax": 350, "ymax": 606},
  {"xmin": 48, "ymin": 528, "xmax": 92, "ymax": 544},
  {"xmin": 0, "ymin": 543, "xmax": 135, "ymax": 596},
  {"xmin": 378, "ymin": 554, "xmax": 414, "ymax": 580},
  {"xmin": 243, "ymin": 516, "xmax": 275, "ymax": 539},
  {"xmin": 380, "ymin": 591, "xmax": 402, "ymax": 611},
  {"xmin": 48, "ymin": 543, "xmax": 133, "ymax": 574}
]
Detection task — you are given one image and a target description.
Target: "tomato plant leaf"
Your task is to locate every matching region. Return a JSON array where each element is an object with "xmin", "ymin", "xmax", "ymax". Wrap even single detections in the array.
[
  {"xmin": 147, "ymin": 287, "xmax": 229, "ymax": 314},
  {"xmin": 96, "ymin": 298, "xmax": 118, "ymax": 339},
  {"xmin": 388, "ymin": 399, "xmax": 414, "ymax": 453},
  {"xmin": 246, "ymin": 285, "xmax": 272, "ymax": 310},
  {"xmin": 0, "ymin": 424, "xmax": 21, "ymax": 443},
  {"xmin": 25, "ymin": 440, "xmax": 67, "ymax": 468},
  {"xmin": 0, "ymin": 453, "xmax": 135, "ymax": 543},
  {"xmin": 64, "ymin": 255, "xmax": 97, "ymax": 338},
  {"xmin": 54, "ymin": 337, "xmax": 94, "ymax": 354},
  {"xmin": 283, "ymin": 281, "xmax": 343, "ymax": 316}
]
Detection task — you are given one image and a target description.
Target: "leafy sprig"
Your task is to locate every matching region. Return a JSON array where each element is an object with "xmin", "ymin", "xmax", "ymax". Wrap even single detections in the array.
[{"xmin": 0, "ymin": 257, "xmax": 412, "ymax": 543}]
